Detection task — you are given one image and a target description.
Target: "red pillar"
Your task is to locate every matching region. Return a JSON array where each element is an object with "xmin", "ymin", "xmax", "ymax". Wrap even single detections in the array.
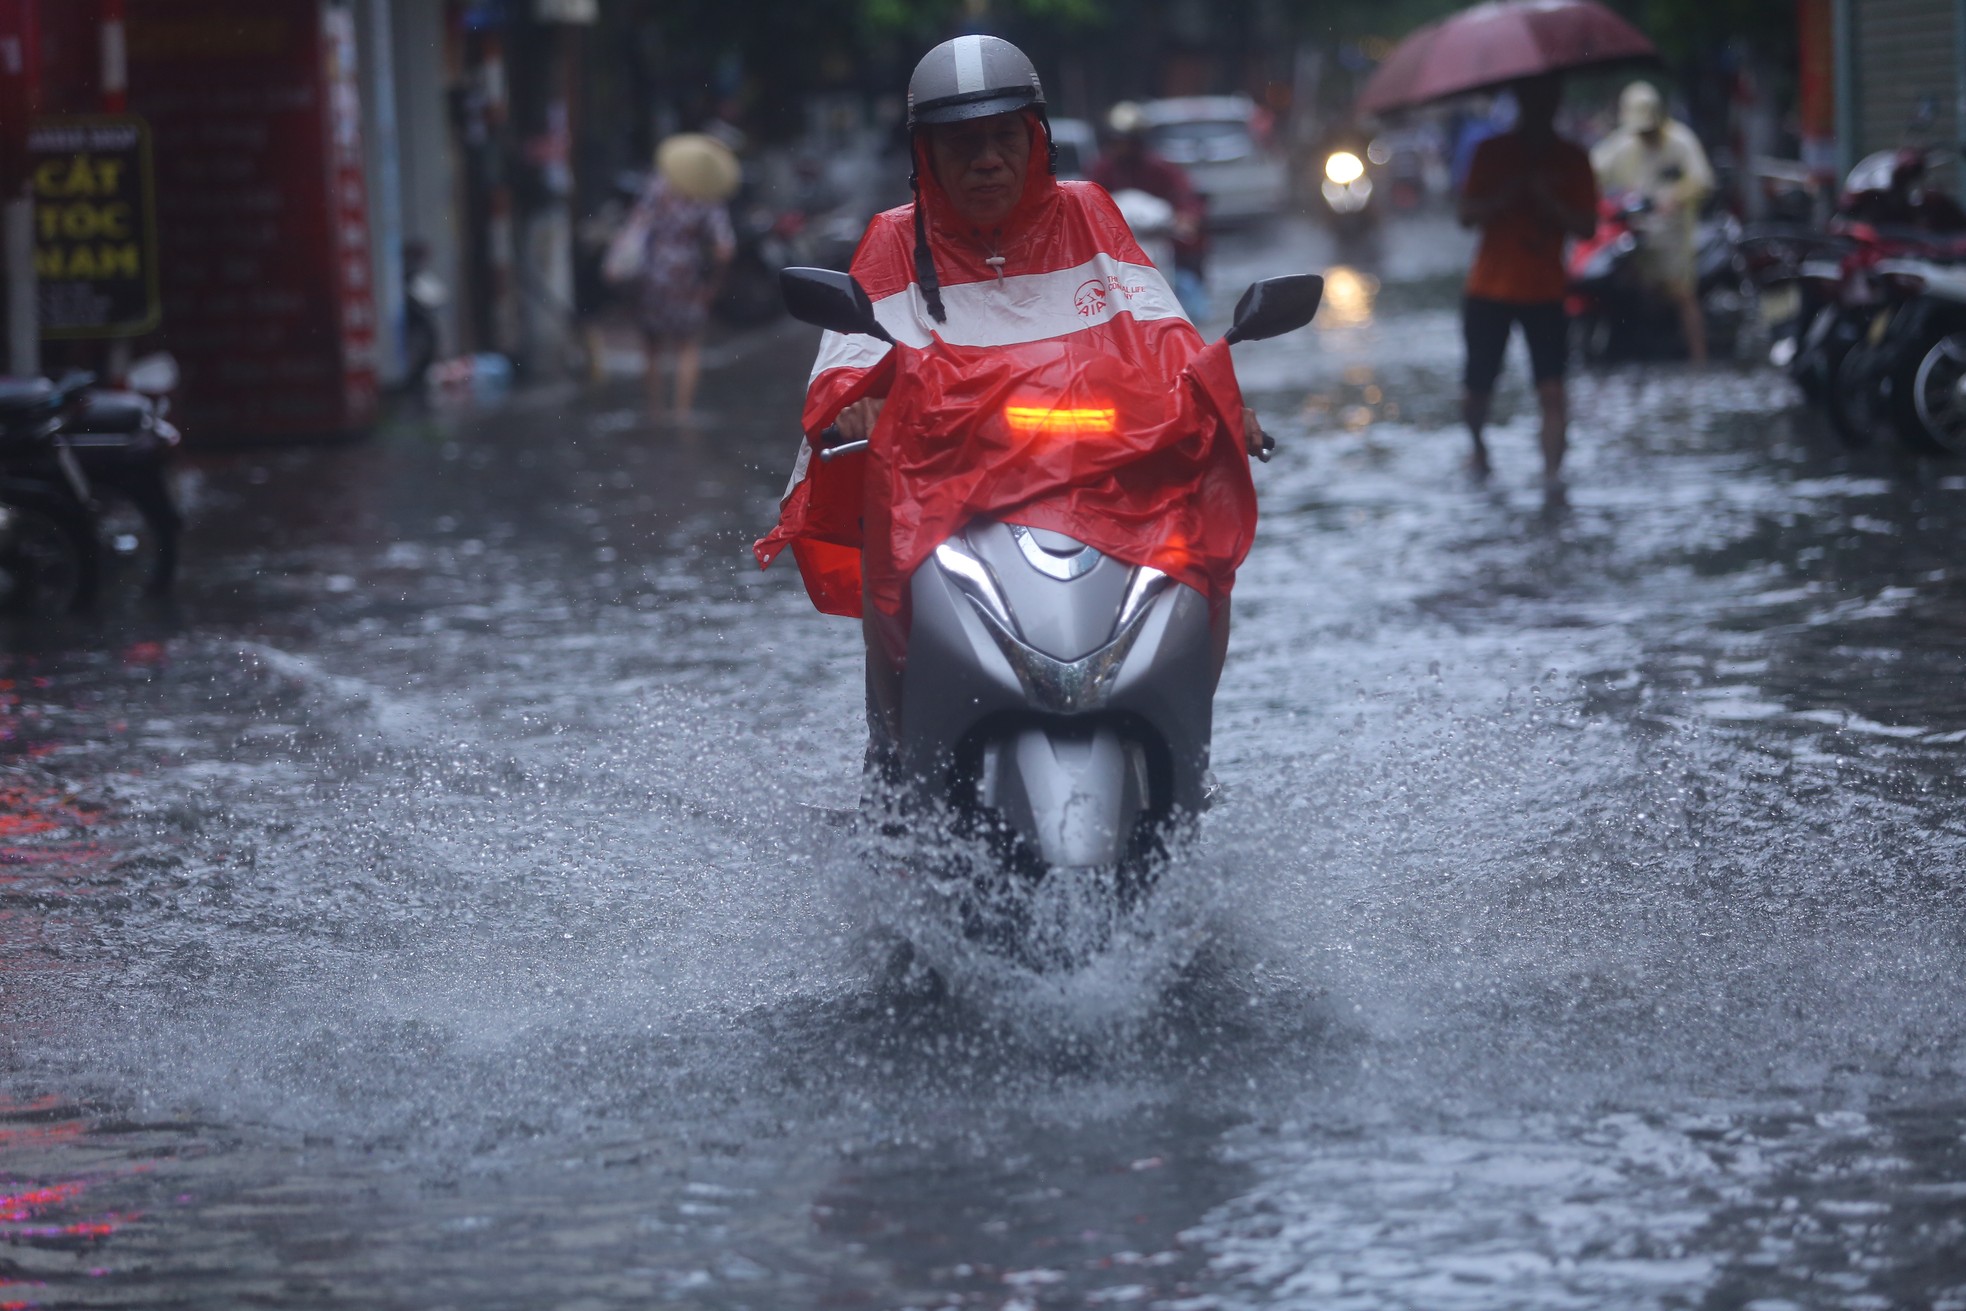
[{"xmin": 98, "ymin": 0, "xmax": 124, "ymax": 114}]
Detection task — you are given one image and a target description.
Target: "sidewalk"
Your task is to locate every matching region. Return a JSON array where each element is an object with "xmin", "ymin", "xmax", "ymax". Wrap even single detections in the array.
[{"xmin": 412, "ymin": 311, "xmax": 815, "ymax": 421}]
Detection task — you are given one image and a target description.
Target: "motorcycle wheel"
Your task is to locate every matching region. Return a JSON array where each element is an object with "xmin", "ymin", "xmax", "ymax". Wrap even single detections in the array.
[
  {"xmin": 1904, "ymin": 332, "xmax": 1966, "ymax": 456},
  {"xmin": 1826, "ymin": 342, "xmax": 1884, "ymax": 447},
  {"xmin": 1704, "ymin": 277, "xmax": 1758, "ymax": 364},
  {"xmin": 0, "ymin": 487, "xmax": 100, "ymax": 615},
  {"xmin": 1791, "ymin": 306, "xmax": 1848, "ymax": 406},
  {"xmin": 92, "ymin": 470, "xmax": 181, "ymax": 597}
]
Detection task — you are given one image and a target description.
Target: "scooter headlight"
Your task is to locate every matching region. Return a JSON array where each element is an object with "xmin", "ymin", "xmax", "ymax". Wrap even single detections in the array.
[
  {"xmin": 1324, "ymin": 150, "xmax": 1365, "ymax": 185},
  {"xmin": 933, "ymin": 539, "xmax": 1015, "ymax": 634}
]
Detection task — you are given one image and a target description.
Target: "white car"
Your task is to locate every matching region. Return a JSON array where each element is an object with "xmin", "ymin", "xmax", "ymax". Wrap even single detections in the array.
[{"xmin": 1136, "ymin": 96, "xmax": 1288, "ymax": 226}]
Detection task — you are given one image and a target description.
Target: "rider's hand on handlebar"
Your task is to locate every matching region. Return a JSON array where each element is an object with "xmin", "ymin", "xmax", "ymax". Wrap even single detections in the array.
[
  {"xmin": 832, "ymin": 398, "xmax": 883, "ymax": 443},
  {"xmin": 1243, "ymin": 407, "xmax": 1274, "ymax": 462}
]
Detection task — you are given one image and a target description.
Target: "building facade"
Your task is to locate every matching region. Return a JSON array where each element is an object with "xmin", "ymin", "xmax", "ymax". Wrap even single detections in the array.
[{"xmin": 1834, "ymin": 0, "xmax": 1966, "ymax": 183}]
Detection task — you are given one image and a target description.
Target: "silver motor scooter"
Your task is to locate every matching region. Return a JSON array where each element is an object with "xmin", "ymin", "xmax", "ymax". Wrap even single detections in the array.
[{"xmin": 781, "ymin": 269, "xmax": 1322, "ymax": 952}]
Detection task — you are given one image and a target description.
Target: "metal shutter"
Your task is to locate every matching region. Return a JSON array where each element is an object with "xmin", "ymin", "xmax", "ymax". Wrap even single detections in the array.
[{"xmin": 1854, "ymin": 0, "xmax": 1959, "ymax": 186}]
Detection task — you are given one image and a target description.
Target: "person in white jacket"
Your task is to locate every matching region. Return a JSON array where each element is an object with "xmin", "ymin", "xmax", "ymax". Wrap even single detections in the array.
[{"xmin": 1591, "ymin": 82, "xmax": 1715, "ymax": 363}]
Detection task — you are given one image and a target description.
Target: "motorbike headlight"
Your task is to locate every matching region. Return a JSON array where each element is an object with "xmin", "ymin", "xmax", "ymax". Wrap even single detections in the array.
[
  {"xmin": 1324, "ymin": 151, "xmax": 1365, "ymax": 185},
  {"xmin": 934, "ymin": 540, "xmax": 1015, "ymax": 634}
]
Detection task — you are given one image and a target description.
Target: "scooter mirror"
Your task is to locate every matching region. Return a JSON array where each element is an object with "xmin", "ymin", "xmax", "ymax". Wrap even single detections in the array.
[
  {"xmin": 126, "ymin": 353, "xmax": 180, "ymax": 397},
  {"xmin": 779, "ymin": 267, "xmax": 895, "ymax": 344},
  {"xmin": 1222, "ymin": 274, "xmax": 1324, "ymax": 345}
]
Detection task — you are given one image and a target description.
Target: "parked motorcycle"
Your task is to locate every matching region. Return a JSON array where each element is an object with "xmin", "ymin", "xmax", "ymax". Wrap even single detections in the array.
[
  {"xmin": 1782, "ymin": 231, "xmax": 1886, "ymax": 424},
  {"xmin": 1567, "ymin": 191, "xmax": 1755, "ymax": 362},
  {"xmin": 778, "ymin": 266, "xmax": 1322, "ymax": 965},
  {"xmin": 1779, "ymin": 146, "xmax": 1966, "ymax": 451},
  {"xmin": 1735, "ymin": 224, "xmax": 1850, "ymax": 379},
  {"xmin": 1828, "ymin": 245, "xmax": 1966, "ymax": 454},
  {"xmin": 67, "ymin": 353, "xmax": 184, "ymax": 594},
  {"xmin": 0, "ymin": 356, "xmax": 183, "ymax": 613},
  {"xmin": 0, "ymin": 371, "xmax": 102, "ymax": 613},
  {"xmin": 1782, "ymin": 216, "xmax": 1966, "ymax": 450}
]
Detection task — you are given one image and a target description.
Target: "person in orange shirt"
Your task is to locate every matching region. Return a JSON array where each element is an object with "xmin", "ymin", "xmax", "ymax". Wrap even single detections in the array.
[{"xmin": 1456, "ymin": 74, "xmax": 1598, "ymax": 480}]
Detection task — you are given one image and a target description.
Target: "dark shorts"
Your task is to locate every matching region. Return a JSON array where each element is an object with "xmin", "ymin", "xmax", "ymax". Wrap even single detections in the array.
[{"xmin": 1462, "ymin": 297, "xmax": 1569, "ymax": 396}]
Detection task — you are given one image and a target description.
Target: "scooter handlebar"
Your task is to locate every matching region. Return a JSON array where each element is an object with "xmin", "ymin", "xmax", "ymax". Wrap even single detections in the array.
[{"xmin": 812, "ymin": 423, "xmax": 870, "ymax": 463}]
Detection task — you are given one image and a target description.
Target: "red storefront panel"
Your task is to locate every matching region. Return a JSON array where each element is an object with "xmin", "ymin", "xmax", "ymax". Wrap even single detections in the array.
[
  {"xmin": 0, "ymin": 0, "xmax": 40, "ymax": 197},
  {"xmin": 127, "ymin": 0, "xmax": 376, "ymax": 440}
]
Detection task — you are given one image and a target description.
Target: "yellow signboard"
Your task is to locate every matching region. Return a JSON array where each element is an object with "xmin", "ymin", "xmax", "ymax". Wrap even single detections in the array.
[{"xmin": 30, "ymin": 115, "xmax": 161, "ymax": 339}]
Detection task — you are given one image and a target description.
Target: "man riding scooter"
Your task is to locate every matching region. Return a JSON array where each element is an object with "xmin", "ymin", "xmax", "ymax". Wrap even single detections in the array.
[
  {"xmin": 760, "ymin": 34, "xmax": 1265, "ymax": 607},
  {"xmin": 752, "ymin": 37, "xmax": 1310, "ymax": 944},
  {"xmin": 1091, "ymin": 102, "xmax": 1211, "ymax": 316}
]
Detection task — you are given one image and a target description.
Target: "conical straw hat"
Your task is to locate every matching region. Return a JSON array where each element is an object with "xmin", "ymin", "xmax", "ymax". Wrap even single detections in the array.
[{"xmin": 656, "ymin": 133, "xmax": 741, "ymax": 201}]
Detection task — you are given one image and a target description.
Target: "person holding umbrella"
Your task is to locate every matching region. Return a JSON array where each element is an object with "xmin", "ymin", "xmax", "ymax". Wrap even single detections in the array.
[
  {"xmin": 1456, "ymin": 73, "xmax": 1597, "ymax": 480},
  {"xmin": 1355, "ymin": 0, "xmax": 1659, "ymax": 479}
]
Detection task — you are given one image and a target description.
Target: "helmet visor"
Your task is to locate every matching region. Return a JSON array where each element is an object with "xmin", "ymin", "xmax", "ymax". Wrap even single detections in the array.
[{"xmin": 912, "ymin": 88, "xmax": 1041, "ymax": 126}]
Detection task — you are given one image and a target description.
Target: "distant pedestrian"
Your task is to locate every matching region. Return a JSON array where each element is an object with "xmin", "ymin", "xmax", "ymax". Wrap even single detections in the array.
[
  {"xmin": 1455, "ymin": 74, "xmax": 1598, "ymax": 480},
  {"xmin": 1590, "ymin": 82, "xmax": 1715, "ymax": 364},
  {"xmin": 607, "ymin": 134, "xmax": 738, "ymax": 421}
]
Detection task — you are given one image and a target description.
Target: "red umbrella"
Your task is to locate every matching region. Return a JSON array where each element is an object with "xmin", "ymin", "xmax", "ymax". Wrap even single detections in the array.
[{"xmin": 1357, "ymin": 0, "xmax": 1659, "ymax": 117}]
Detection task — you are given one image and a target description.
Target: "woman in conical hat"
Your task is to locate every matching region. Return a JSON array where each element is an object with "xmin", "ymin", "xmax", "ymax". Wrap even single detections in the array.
[
  {"xmin": 656, "ymin": 133, "xmax": 741, "ymax": 202},
  {"xmin": 624, "ymin": 133, "xmax": 738, "ymax": 420}
]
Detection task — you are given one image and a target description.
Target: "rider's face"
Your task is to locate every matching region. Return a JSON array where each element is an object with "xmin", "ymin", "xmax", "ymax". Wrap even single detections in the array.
[{"xmin": 926, "ymin": 112, "xmax": 1033, "ymax": 226}]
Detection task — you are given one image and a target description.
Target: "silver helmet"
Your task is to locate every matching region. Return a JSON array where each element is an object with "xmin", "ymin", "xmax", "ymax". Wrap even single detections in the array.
[{"xmin": 906, "ymin": 34, "xmax": 1046, "ymax": 128}]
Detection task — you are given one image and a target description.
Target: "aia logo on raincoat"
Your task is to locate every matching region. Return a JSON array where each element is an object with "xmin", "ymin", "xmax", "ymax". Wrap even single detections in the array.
[
  {"xmin": 1074, "ymin": 278, "xmax": 1109, "ymax": 320},
  {"xmin": 1075, "ymin": 274, "xmax": 1151, "ymax": 321}
]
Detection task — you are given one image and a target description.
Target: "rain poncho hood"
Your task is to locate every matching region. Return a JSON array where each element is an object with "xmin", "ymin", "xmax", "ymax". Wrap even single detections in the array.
[{"xmin": 755, "ymin": 113, "xmax": 1253, "ymax": 622}]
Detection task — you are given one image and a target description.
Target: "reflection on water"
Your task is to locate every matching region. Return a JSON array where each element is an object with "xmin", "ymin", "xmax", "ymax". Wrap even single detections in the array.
[
  {"xmin": 1299, "ymin": 363, "xmax": 1400, "ymax": 432},
  {"xmin": 1317, "ymin": 264, "xmax": 1380, "ymax": 332}
]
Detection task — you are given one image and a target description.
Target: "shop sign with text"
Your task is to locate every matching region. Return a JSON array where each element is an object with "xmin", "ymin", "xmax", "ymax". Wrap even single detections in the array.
[{"xmin": 30, "ymin": 115, "xmax": 160, "ymax": 338}]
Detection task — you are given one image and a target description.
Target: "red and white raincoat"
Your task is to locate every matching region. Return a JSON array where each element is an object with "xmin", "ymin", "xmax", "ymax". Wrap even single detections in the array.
[{"xmin": 754, "ymin": 113, "xmax": 1254, "ymax": 623}]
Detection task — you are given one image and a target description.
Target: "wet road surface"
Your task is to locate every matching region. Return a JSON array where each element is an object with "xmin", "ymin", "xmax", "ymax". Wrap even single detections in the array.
[{"xmin": 2, "ymin": 215, "xmax": 1964, "ymax": 1309}]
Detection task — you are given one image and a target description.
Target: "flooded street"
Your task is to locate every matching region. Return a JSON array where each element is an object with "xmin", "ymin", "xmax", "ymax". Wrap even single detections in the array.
[{"xmin": 4, "ymin": 216, "xmax": 1965, "ymax": 1310}]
